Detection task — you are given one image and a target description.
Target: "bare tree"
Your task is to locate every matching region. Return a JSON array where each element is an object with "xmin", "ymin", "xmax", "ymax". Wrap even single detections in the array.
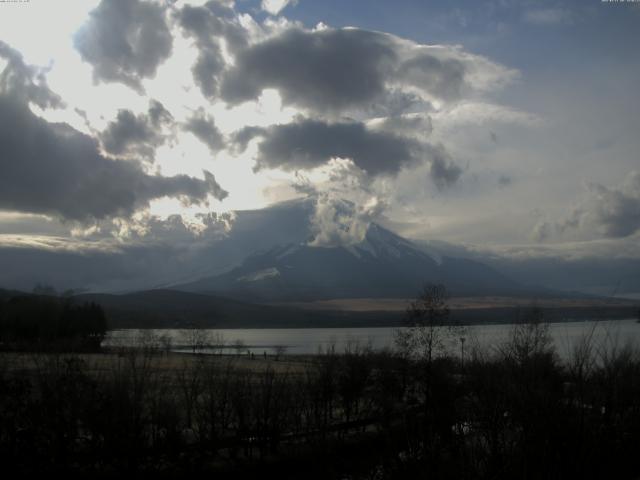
[
  {"xmin": 233, "ymin": 338, "xmax": 246, "ymax": 356},
  {"xmin": 395, "ymin": 284, "xmax": 461, "ymax": 363},
  {"xmin": 272, "ymin": 345, "xmax": 288, "ymax": 361},
  {"xmin": 158, "ymin": 333, "xmax": 173, "ymax": 356},
  {"xmin": 181, "ymin": 326, "xmax": 211, "ymax": 354},
  {"xmin": 500, "ymin": 305, "xmax": 554, "ymax": 365},
  {"xmin": 211, "ymin": 331, "xmax": 226, "ymax": 355},
  {"xmin": 135, "ymin": 330, "xmax": 161, "ymax": 354}
]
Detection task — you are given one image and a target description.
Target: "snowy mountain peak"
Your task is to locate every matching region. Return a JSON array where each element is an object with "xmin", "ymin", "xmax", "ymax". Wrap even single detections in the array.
[
  {"xmin": 340, "ymin": 223, "xmax": 443, "ymax": 265},
  {"xmin": 177, "ymin": 221, "xmax": 519, "ymax": 300}
]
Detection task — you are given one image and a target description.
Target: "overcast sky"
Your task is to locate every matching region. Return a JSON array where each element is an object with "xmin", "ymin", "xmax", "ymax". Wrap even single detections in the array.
[{"xmin": 0, "ymin": 0, "xmax": 639, "ymax": 292}]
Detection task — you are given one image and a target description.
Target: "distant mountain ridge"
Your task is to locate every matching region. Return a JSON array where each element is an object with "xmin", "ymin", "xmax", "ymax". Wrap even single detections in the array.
[
  {"xmin": 177, "ymin": 223, "xmax": 526, "ymax": 301},
  {"xmin": 73, "ymin": 289, "xmax": 391, "ymax": 329},
  {"xmin": 1, "ymin": 286, "xmax": 636, "ymax": 329}
]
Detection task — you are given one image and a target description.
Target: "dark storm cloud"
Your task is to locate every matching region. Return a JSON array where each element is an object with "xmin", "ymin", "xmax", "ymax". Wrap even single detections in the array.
[
  {"xmin": 232, "ymin": 126, "xmax": 268, "ymax": 152},
  {"xmin": 397, "ymin": 53, "xmax": 466, "ymax": 102},
  {"xmin": 74, "ymin": 0, "xmax": 173, "ymax": 91},
  {"xmin": 0, "ymin": 96, "xmax": 227, "ymax": 221},
  {"xmin": 148, "ymin": 99, "xmax": 173, "ymax": 126},
  {"xmin": 373, "ymin": 114, "xmax": 433, "ymax": 137},
  {"xmin": 177, "ymin": 3, "xmax": 247, "ymax": 99},
  {"xmin": 220, "ymin": 28, "xmax": 397, "ymax": 113},
  {"xmin": 234, "ymin": 117, "xmax": 462, "ymax": 185},
  {"xmin": 183, "ymin": 108, "xmax": 225, "ymax": 153},
  {"xmin": 234, "ymin": 118, "xmax": 421, "ymax": 176},
  {"xmin": 100, "ymin": 110, "xmax": 150, "ymax": 156},
  {"xmin": 0, "ymin": 41, "xmax": 62, "ymax": 108},
  {"xmin": 100, "ymin": 100, "xmax": 173, "ymax": 160},
  {"xmin": 192, "ymin": 49, "xmax": 226, "ymax": 99},
  {"xmin": 537, "ymin": 172, "xmax": 640, "ymax": 241},
  {"xmin": 219, "ymin": 27, "xmax": 497, "ymax": 114},
  {"xmin": 586, "ymin": 173, "xmax": 640, "ymax": 238},
  {"xmin": 177, "ymin": 1, "xmax": 245, "ymax": 48}
]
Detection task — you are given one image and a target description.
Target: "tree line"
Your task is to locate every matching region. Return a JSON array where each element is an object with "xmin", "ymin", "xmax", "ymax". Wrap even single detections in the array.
[{"xmin": 0, "ymin": 294, "xmax": 107, "ymax": 350}]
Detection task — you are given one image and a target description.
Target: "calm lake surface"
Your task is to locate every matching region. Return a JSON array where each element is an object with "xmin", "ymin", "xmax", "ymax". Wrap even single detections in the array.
[{"xmin": 105, "ymin": 319, "xmax": 640, "ymax": 360}]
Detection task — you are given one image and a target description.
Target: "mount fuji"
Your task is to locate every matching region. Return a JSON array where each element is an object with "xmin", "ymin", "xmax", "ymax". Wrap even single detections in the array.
[{"xmin": 176, "ymin": 222, "xmax": 524, "ymax": 301}]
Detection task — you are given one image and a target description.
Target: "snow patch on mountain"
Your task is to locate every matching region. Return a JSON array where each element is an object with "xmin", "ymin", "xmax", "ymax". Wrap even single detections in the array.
[
  {"xmin": 237, "ymin": 267, "xmax": 280, "ymax": 282},
  {"xmin": 276, "ymin": 244, "xmax": 301, "ymax": 260}
]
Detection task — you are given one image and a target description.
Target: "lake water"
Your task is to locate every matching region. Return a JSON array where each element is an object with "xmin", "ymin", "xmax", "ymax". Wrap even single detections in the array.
[{"xmin": 104, "ymin": 319, "xmax": 640, "ymax": 361}]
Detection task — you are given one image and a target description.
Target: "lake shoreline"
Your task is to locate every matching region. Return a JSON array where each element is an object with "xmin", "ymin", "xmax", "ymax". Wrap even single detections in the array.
[{"xmin": 105, "ymin": 318, "xmax": 640, "ymax": 360}]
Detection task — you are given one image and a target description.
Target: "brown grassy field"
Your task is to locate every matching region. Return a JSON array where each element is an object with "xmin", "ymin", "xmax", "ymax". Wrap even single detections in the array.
[
  {"xmin": 0, "ymin": 350, "xmax": 314, "ymax": 377},
  {"xmin": 269, "ymin": 295, "xmax": 638, "ymax": 312}
]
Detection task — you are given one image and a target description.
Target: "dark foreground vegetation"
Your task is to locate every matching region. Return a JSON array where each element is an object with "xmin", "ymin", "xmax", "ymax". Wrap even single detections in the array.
[
  {"xmin": 0, "ymin": 294, "xmax": 107, "ymax": 351},
  {"xmin": 1, "ymin": 320, "xmax": 640, "ymax": 478}
]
